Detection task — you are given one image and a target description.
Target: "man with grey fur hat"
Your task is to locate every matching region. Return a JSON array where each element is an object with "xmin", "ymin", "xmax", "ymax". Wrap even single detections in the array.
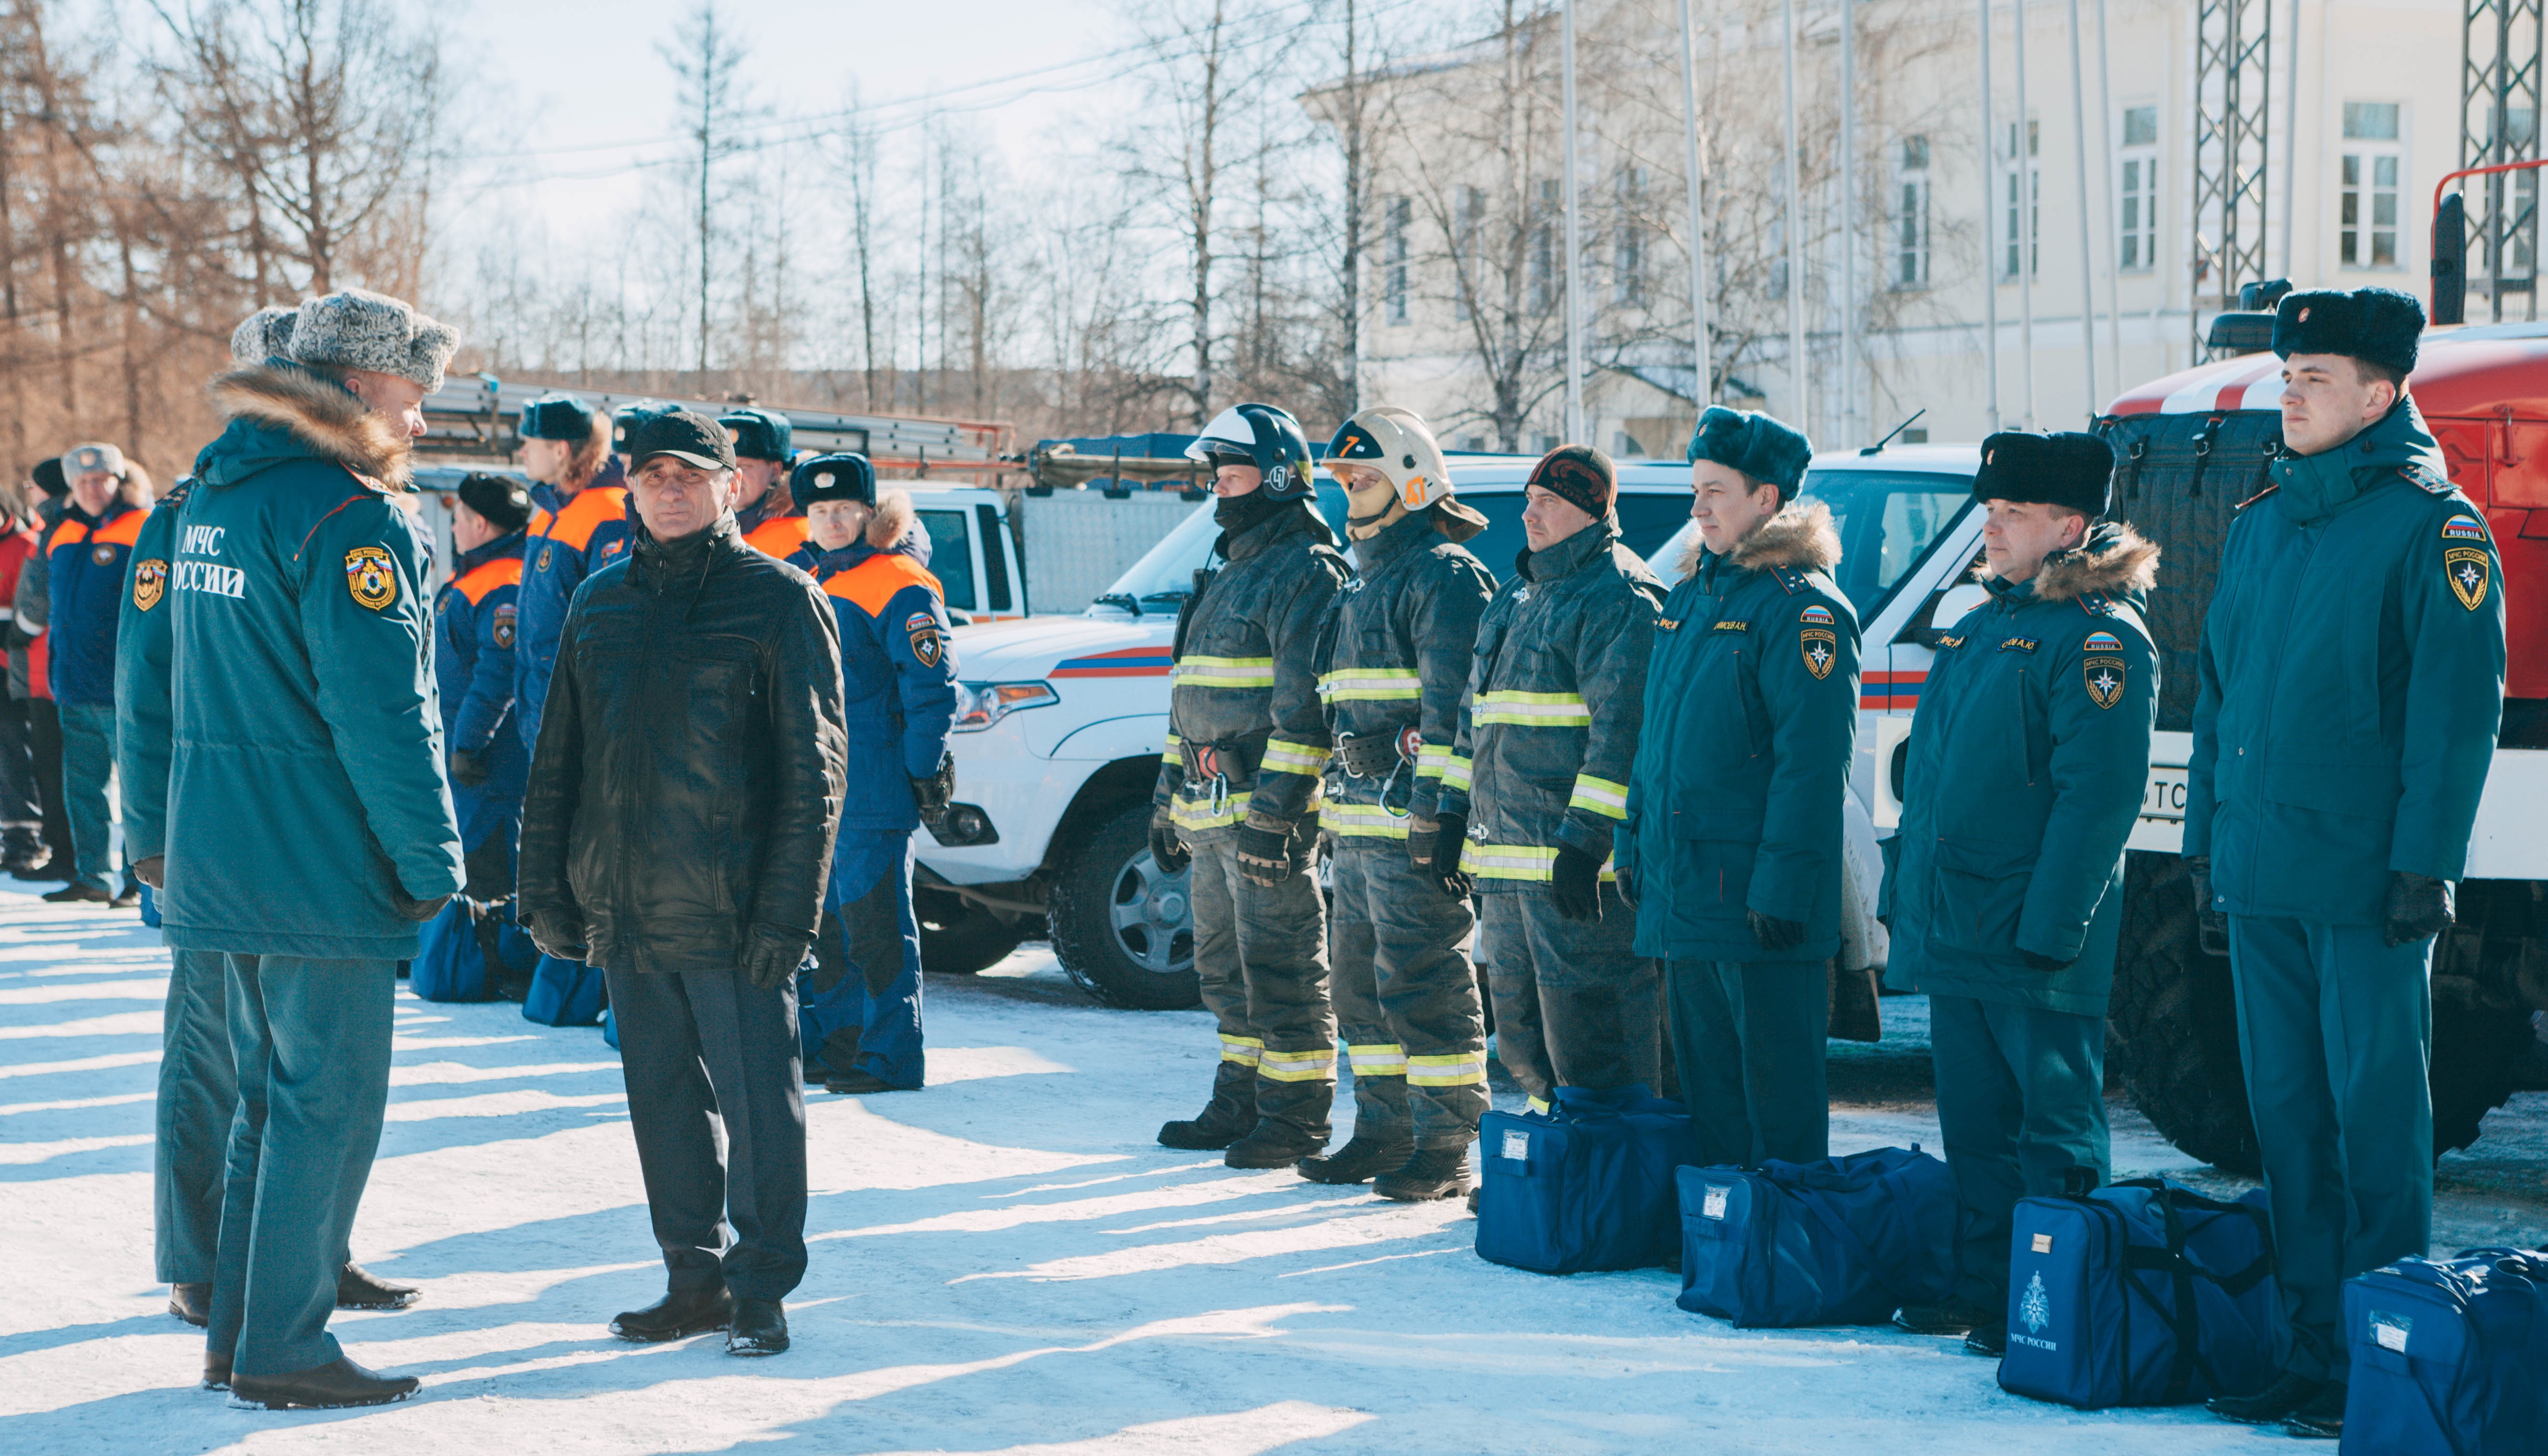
[{"xmin": 121, "ymin": 287, "xmax": 463, "ymax": 1410}]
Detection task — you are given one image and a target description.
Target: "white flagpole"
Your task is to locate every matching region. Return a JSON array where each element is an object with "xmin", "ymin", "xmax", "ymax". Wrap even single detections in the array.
[
  {"xmin": 1562, "ymin": 0, "xmax": 1587, "ymax": 442},
  {"xmin": 1783, "ymin": 0, "xmax": 1808, "ymax": 431},
  {"xmin": 1842, "ymin": 0, "xmax": 1860, "ymax": 446},
  {"xmin": 1981, "ymin": 0, "xmax": 2001, "ymax": 432},
  {"xmin": 1681, "ymin": 0, "xmax": 1711, "ymax": 412},
  {"xmin": 2067, "ymin": 0, "xmax": 2098, "ymax": 416},
  {"xmin": 2096, "ymin": 0, "xmax": 2123, "ymax": 391},
  {"xmin": 2014, "ymin": 0, "xmax": 2037, "ymax": 426}
]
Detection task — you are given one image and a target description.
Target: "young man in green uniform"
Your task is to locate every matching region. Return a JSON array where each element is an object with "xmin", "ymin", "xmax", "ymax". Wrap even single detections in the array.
[
  {"xmin": 2189, "ymin": 289, "xmax": 2506, "ymax": 1438},
  {"xmin": 1880, "ymin": 432, "xmax": 2159, "ymax": 1356},
  {"xmin": 1619, "ymin": 407, "xmax": 1853, "ymax": 1170}
]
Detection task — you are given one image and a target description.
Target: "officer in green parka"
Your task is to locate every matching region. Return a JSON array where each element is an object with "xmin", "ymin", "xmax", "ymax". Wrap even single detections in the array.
[
  {"xmin": 2187, "ymin": 288, "xmax": 2505, "ymax": 1439},
  {"xmin": 1618, "ymin": 406, "xmax": 1855, "ymax": 1170},
  {"xmin": 1879, "ymin": 431, "xmax": 2159, "ymax": 1357}
]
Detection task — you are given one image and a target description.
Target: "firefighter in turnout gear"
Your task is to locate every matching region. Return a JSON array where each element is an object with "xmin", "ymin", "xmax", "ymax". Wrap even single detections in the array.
[
  {"xmin": 1436, "ymin": 445, "xmax": 1665, "ymax": 1103},
  {"xmin": 1620, "ymin": 408, "xmax": 1856, "ymax": 1174},
  {"xmin": 1880, "ymin": 432, "xmax": 2159, "ymax": 1358},
  {"xmin": 723, "ymin": 406, "xmax": 811, "ymax": 561},
  {"xmin": 1153, "ymin": 403, "xmax": 1350, "ymax": 1168},
  {"xmin": 2187, "ymin": 289, "xmax": 2506, "ymax": 1438},
  {"xmin": 1297, "ymin": 407, "xmax": 1496, "ymax": 1203}
]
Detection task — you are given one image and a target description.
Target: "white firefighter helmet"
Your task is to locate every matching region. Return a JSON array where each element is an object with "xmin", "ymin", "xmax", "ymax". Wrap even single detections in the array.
[{"xmin": 1325, "ymin": 407, "xmax": 1454, "ymax": 512}]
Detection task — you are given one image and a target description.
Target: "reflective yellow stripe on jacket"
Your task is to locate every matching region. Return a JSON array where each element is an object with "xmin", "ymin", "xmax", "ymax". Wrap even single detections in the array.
[
  {"xmin": 1473, "ymin": 690, "xmax": 1591, "ymax": 727},
  {"xmin": 1326, "ymin": 802, "xmax": 1409, "ymax": 839},
  {"xmin": 1440, "ymin": 754, "xmax": 1473, "ymax": 792},
  {"xmin": 1459, "ymin": 842, "xmax": 1617, "ymax": 881},
  {"xmin": 1259, "ymin": 737, "xmax": 1330, "ymax": 778},
  {"xmin": 1172, "ymin": 655, "xmax": 1275, "ymax": 688},
  {"xmin": 1172, "ymin": 790, "xmax": 1253, "ymax": 831},
  {"xmin": 1416, "ymin": 743, "xmax": 1454, "ymax": 781},
  {"xmin": 1567, "ymin": 773, "xmax": 1629, "ymax": 820},
  {"xmin": 1318, "ymin": 667, "xmax": 1420, "ymax": 701}
]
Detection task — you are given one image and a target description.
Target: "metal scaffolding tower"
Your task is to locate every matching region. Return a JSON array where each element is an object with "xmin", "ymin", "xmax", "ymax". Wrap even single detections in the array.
[
  {"xmin": 2190, "ymin": 0, "xmax": 2273, "ymax": 351},
  {"xmin": 2464, "ymin": 0, "xmax": 2544, "ymax": 320}
]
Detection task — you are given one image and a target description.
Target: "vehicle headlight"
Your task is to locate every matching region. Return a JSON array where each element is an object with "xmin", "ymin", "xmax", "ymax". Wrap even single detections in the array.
[{"xmin": 950, "ymin": 680, "xmax": 1058, "ymax": 733}]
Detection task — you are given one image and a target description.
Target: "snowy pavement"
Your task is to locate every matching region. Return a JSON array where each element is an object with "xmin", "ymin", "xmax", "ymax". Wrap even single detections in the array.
[{"xmin": 3, "ymin": 886, "xmax": 2546, "ymax": 1455}]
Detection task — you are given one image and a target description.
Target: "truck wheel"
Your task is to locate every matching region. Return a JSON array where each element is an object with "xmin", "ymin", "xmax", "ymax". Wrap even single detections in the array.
[
  {"xmin": 1048, "ymin": 800, "xmax": 1199, "ymax": 1010},
  {"xmin": 2113, "ymin": 853, "xmax": 2535, "ymax": 1175},
  {"xmin": 915, "ymin": 886, "xmax": 1027, "ymax": 977}
]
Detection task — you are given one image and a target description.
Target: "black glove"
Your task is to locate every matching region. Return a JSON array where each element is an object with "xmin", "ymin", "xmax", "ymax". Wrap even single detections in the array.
[
  {"xmin": 2384, "ymin": 871, "xmax": 2456, "ymax": 948},
  {"xmin": 391, "ymin": 886, "xmax": 452, "ymax": 922},
  {"xmin": 449, "ymin": 748, "xmax": 491, "ymax": 788},
  {"xmin": 2021, "ymin": 950, "xmax": 2076, "ymax": 973},
  {"xmin": 1235, "ymin": 821, "xmax": 1297, "ymax": 887},
  {"xmin": 910, "ymin": 754, "xmax": 955, "ymax": 829},
  {"xmin": 1747, "ymin": 908, "xmax": 1807, "ymax": 953},
  {"xmin": 2184, "ymin": 854, "xmax": 2229, "ymax": 957},
  {"xmin": 1615, "ymin": 864, "xmax": 1639, "ymax": 911},
  {"xmin": 527, "ymin": 910, "xmax": 588, "ymax": 961},
  {"xmin": 1550, "ymin": 843, "xmax": 1603, "ymax": 922},
  {"xmin": 742, "ymin": 928, "xmax": 815, "ymax": 990},
  {"xmin": 132, "ymin": 855, "xmax": 164, "ymax": 890},
  {"xmin": 1148, "ymin": 809, "xmax": 1190, "ymax": 875},
  {"xmin": 1427, "ymin": 811, "xmax": 1474, "ymax": 900},
  {"xmin": 1406, "ymin": 815, "xmax": 1443, "ymax": 872}
]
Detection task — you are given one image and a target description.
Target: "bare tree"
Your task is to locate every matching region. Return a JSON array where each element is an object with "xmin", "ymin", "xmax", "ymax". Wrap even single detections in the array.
[{"xmin": 660, "ymin": 1, "xmax": 759, "ymax": 375}]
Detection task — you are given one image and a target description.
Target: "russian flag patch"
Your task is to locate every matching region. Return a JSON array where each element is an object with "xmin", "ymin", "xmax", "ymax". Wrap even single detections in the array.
[
  {"xmin": 2443, "ymin": 514, "xmax": 2488, "ymax": 542},
  {"xmin": 1799, "ymin": 604, "xmax": 1836, "ymax": 626}
]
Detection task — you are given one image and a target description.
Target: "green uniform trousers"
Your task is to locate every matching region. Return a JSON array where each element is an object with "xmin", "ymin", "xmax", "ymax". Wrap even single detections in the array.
[
  {"xmin": 208, "ymin": 956, "xmax": 394, "ymax": 1377},
  {"xmin": 1189, "ymin": 832, "xmax": 1335, "ymax": 1139},
  {"xmin": 154, "ymin": 948, "xmax": 236, "ymax": 1284},
  {"xmin": 1477, "ymin": 887, "xmax": 1658, "ymax": 1104},
  {"xmin": 1928, "ymin": 993, "xmax": 2110, "ymax": 1307},
  {"xmin": 2229, "ymin": 914, "xmax": 2434, "ymax": 1381},
  {"xmin": 1328, "ymin": 845, "xmax": 1488, "ymax": 1150},
  {"xmin": 1667, "ymin": 958, "xmax": 1829, "ymax": 1169}
]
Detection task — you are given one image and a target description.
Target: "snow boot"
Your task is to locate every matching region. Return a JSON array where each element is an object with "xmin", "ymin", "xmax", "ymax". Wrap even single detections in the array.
[
  {"xmin": 169, "ymin": 1283, "xmax": 211, "ymax": 1327},
  {"xmin": 1374, "ymin": 1146, "xmax": 1473, "ymax": 1203},
  {"xmin": 1962, "ymin": 1321, "xmax": 2008, "ymax": 1357},
  {"xmin": 610, "ymin": 1284, "xmax": 733, "ymax": 1342},
  {"xmin": 202, "ymin": 1351, "xmax": 231, "ymax": 1391},
  {"xmin": 1224, "ymin": 1119, "xmax": 1325, "ymax": 1169},
  {"xmin": 2205, "ymin": 1369, "xmax": 2325, "ymax": 1426},
  {"xmin": 2280, "ymin": 1381, "xmax": 2345, "ymax": 1439},
  {"xmin": 228, "ymin": 1357, "xmax": 418, "ymax": 1411},
  {"xmin": 1158, "ymin": 1062, "xmax": 1257, "ymax": 1151},
  {"xmin": 1892, "ymin": 1294, "xmax": 1997, "ymax": 1336},
  {"xmin": 1296, "ymin": 1135, "xmax": 1410, "ymax": 1185},
  {"xmin": 336, "ymin": 1262, "xmax": 419, "ymax": 1310},
  {"xmin": 726, "ymin": 1297, "xmax": 789, "ymax": 1357}
]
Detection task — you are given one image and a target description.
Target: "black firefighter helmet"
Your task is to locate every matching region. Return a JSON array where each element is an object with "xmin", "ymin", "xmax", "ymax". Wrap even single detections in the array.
[{"xmin": 1185, "ymin": 403, "xmax": 1316, "ymax": 502}]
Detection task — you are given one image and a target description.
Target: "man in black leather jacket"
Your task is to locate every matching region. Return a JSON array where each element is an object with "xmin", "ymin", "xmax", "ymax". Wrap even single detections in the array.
[{"xmin": 519, "ymin": 409, "xmax": 848, "ymax": 1358}]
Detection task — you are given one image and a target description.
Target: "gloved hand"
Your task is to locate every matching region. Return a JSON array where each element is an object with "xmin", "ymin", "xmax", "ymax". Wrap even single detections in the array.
[
  {"xmin": 390, "ymin": 886, "xmax": 452, "ymax": 922},
  {"xmin": 910, "ymin": 753, "xmax": 955, "ymax": 830},
  {"xmin": 2384, "ymin": 871, "xmax": 2456, "ymax": 948},
  {"xmin": 1550, "ymin": 843, "xmax": 1603, "ymax": 922},
  {"xmin": 1406, "ymin": 815, "xmax": 1442, "ymax": 871},
  {"xmin": 132, "ymin": 855, "xmax": 164, "ymax": 890},
  {"xmin": 449, "ymin": 748, "xmax": 491, "ymax": 788},
  {"xmin": 742, "ymin": 927, "xmax": 815, "ymax": 989},
  {"xmin": 1148, "ymin": 808, "xmax": 1190, "ymax": 875},
  {"xmin": 1236, "ymin": 821, "xmax": 1297, "ymax": 887},
  {"xmin": 2021, "ymin": 950, "xmax": 2076, "ymax": 973},
  {"xmin": 527, "ymin": 910, "xmax": 588, "ymax": 961},
  {"xmin": 2185, "ymin": 854, "xmax": 2229, "ymax": 956},
  {"xmin": 1427, "ymin": 811, "xmax": 1474, "ymax": 900},
  {"xmin": 1615, "ymin": 864, "xmax": 1639, "ymax": 911},
  {"xmin": 1747, "ymin": 908, "xmax": 1807, "ymax": 953}
]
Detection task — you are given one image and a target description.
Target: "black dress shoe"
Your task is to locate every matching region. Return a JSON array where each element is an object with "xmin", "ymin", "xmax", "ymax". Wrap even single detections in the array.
[
  {"xmin": 203, "ymin": 1352, "xmax": 231, "ymax": 1391},
  {"xmin": 42, "ymin": 882, "xmax": 111, "ymax": 904},
  {"xmin": 2282, "ymin": 1381, "xmax": 2347, "ymax": 1438},
  {"xmin": 169, "ymin": 1283, "xmax": 211, "ymax": 1327},
  {"xmin": 1963, "ymin": 1322, "xmax": 2008, "ymax": 1357},
  {"xmin": 725, "ymin": 1297, "xmax": 789, "ymax": 1356},
  {"xmin": 824, "ymin": 1068, "xmax": 911, "ymax": 1095},
  {"xmin": 111, "ymin": 886, "xmax": 142, "ymax": 908},
  {"xmin": 228, "ymin": 1356, "xmax": 418, "ymax": 1410},
  {"xmin": 337, "ymin": 1262, "xmax": 420, "ymax": 1309},
  {"xmin": 1892, "ymin": 1295, "xmax": 1998, "ymax": 1336},
  {"xmin": 2206, "ymin": 1368, "xmax": 2326, "ymax": 1425},
  {"xmin": 610, "ymin": 1285, "xmax": 733, "ymax": 1342}
]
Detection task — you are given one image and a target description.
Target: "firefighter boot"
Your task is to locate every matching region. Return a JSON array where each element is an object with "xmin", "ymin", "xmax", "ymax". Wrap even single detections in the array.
[
  {"xmin": 1226, "ymin": 1073, "xmax": 1332, "ymax": 1169},
  {"xmin": 1158, "ymin": 1061, "xmax": 1258, "ymax": 1151},
  {"xmin": 1374, "ymin": 1146, "xmax": 1473, "ymax": 1203},
  {"xmin": 1297, "ymin": 1066, "xmax": 1409, "ymax": 1184},
  {"xmin": 1297, "ymin": 1135, "xmax": 1411, "ymax": 1185}
]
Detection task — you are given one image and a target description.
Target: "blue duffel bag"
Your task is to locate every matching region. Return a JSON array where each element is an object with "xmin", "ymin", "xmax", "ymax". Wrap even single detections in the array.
[
  {"xmin": 1675, "ymin": 1146, "xmax": 1956, "ymax": 1327},
  {"xmin": 1997, "ymin": 1178, "xmax": 2278, "ymax": 1409},
  {"xmin": 2340, "ymin": 1248, "xmax": 2548, "ymax": 1455},
  {"xmin": 1475, "ymin": 1084, "xmax": 1691, "ymax": 1274}
]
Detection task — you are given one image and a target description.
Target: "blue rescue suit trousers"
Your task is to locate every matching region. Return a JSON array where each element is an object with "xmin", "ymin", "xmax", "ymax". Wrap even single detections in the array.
[
  {"xmin": 58, "ymin": 701, "xmax": 117, "ymax": 892},
  {"xmin": 801, "ymin": 830, "xmax": 924, "ymax": 1089},
  {"xmin": 1927, "ymin": 993, "xmax": 2111, "ymax": 1307},
  {"xmin": 155, "ymin": 947, "xmax": 236, "ymax": 1284},
  {"xmin": 2228, "ymin": 914, "xmax": 2435, "ymax": 1382},
  {"xmin": 208, "ymin": 956, "xmax": 395, "ymax": 1376}
]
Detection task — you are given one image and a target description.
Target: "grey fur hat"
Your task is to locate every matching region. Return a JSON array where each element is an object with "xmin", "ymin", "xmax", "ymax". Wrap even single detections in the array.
[{"xmin": 228, "ymin": 289, "xmax": 460, "ymax": 393}]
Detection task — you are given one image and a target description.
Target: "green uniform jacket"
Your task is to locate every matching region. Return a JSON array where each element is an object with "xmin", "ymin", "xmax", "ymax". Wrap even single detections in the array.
[
  {"xmin": 1620, "ymin": 504, "xmax": 1861, "ymax": 962},
  {"xmin": 1154, "ymin": 502, "xmax": 1349, "ymax": 840},
  {"xmin": 1882, "ymin": 522, "xmax": 2160, "ymax": 1016},
  {"xmin": 2184, "ymin": 395, "xmax": 2506, "ymax": 924},
  {"xmin": 114, "ymin": 479, "xmax": 190, "ymax": 865},
  {"xmin": 1437, "ymin": 516, "xmax": 1665, "ymax": 889},
  {"xmin": 132, "ymin": 365, "xmax": 463, "ymax": 959},
  {"xmin": 1319, "ymin": 507, "xmax": 1496, "ymax": 848}
]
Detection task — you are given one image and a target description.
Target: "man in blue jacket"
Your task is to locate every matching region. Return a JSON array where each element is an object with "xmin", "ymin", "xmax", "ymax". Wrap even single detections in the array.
[
  {"xmin": 130, "ymin": 289, "xmax": 463, "ymax": 1409},
  {"xmin": 1880, "ymin": 432, "xmax": 2159, "ymax": 1357},
  {"xmin": 795, "ymin": 454, "xmax": 959, "ymax": 1094},
  {"xmin": 45, "ymin": 441, "xmax": 146, "ymax": 905},
  {"xmin": 1619, "ymin": 407, "xmax": 1853, "ymax": 1171},
  {"xmin": 2188, "ymin": 289, "xmax": 2506, "ymax": 1438}
]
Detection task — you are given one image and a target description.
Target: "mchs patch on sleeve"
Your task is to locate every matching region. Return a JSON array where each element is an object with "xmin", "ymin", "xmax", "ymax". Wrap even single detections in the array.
[{"xmin": 345, "ymin": 546, "xmax": 398, "ymax": 611}]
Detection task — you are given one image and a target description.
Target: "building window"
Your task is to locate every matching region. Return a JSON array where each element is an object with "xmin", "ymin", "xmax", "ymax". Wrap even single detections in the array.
[
  {"xmin": 1530, "ymin": 179, "xmax": 1561, "ymax": 314},
  {"xmin": 1454, "ymin": 185, "xmax": 1485, "ymax": 322},
  {"xmin": 1894, "ymin": 135, "xmax": 1931, "ymax": 289},
  {"xmin": 1384, "ymin": 196, "xmax": 1411, "ymax": 325},
  {"xmin": 2001, "ymin": 118, "xmax": 2040, "ymax": 280},
  {"xmin": 2340, "ymin": 102, "xmax": 2403, "ymax": 269},
  {"xmin": 1613, "ymin": 166, "xmax": 1648, "ymax": 307},
  {"xmin": 2118, "ymin": 105, "xmax": 2158, "ymax": 271},
  {"xmin": 1459, "ymin": 435, "xmax": 1488, "ymax": 452}
]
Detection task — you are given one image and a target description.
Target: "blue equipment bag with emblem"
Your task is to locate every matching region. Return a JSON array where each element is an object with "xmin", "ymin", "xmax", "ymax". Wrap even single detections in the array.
[
  {"xmin": 1674, "ymin": 1146, "xmax": 1956, "ymax": 1327},
  {"xmin": 1997, "ymin": 1179, "xmax": 2278, "ymax": 1409},
  {"xmin": 2339, "ymin": 1249, "xmax": 2548, "ymax": 1455},
  {"xmin": 1475, "ymin": 1085, "xmax": 1690, "ymax": 1274}
]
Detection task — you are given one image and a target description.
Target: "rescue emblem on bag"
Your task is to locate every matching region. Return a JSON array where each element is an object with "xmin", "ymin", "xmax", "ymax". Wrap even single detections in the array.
[
  {"xmin": 345, "ymin": 546, "xmax": 397, "ymax": 611},
  {"xmin": 1800, "ymin": 626, "xmax": 1838, "ymax": 679},
  {"xmin": 2083, "ymin": 632, "xmax": 2128, "ymax": 709},
  {"xmin": 906, "ymin": 609, "xmax": 942, "ymax": 667},
  {"xmin": 2446, "ymin": 545, "xmax": 2491, "ymax": 610},
  {"xmin": 131, "ymin": 559, "xmax": 166, "ymax": 611},
  {"xmin": 492, "ymin": 605, "xmax": 516, "ymax": 650},
  {"xmin": 2021, "ymin": 1272, "xmax": 2051, "ymax": 1333}
]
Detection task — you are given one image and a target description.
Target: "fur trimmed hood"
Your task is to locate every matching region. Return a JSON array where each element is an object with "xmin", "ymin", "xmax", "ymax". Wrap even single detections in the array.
[
  {"xmin": 205, "ymin": 364, "xmax": 414, "ymax": 490},
  {"xmin": 1979, "ymin": 519, "xmax": 2160, "ymax": 603},
  {"xmin": 867, "ymin": 488, "xmax": 915, "ymax": 550},
  {"xmin": 1678, "ymin": 500, "xmax": 1842, "ymax": 579}
]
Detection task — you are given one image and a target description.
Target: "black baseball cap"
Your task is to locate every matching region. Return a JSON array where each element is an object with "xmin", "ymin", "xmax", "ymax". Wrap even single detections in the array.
[{"xmin": 626, "ymin": 409, "xmax": 736, "ymax": 472}]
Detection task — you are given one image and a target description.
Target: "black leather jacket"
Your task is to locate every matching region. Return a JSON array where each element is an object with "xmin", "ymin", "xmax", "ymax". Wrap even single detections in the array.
[{"xmin": 518, "ymin": 512, "xmax": 848, "ymax": 975}]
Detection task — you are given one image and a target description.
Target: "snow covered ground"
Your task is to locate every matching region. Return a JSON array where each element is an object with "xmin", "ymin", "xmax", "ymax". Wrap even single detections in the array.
[{"xmin": 3, "ymin": 883, "xmax": 2545, "ymax": 1456}]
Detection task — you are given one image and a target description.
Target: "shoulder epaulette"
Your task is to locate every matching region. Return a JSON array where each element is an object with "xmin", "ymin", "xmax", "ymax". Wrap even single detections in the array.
[
  {"xmin": 2234, "ymin": 483, "xmax": 2280, "ymax": 511},
  {"xmin": 2404, "ymin": 462, "xmax": 2455, "ymax": 495},
  {"xmin": 156, "ymin": 479, "xmax": 196, "ymax": 510},
  {"xmin": 2076, "ymin": 592, "xmax": 2119, "ymax": 616},
  {"xmin": 1770, "ymin": 565, "xmax": 1808, "ymax": 595}
]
